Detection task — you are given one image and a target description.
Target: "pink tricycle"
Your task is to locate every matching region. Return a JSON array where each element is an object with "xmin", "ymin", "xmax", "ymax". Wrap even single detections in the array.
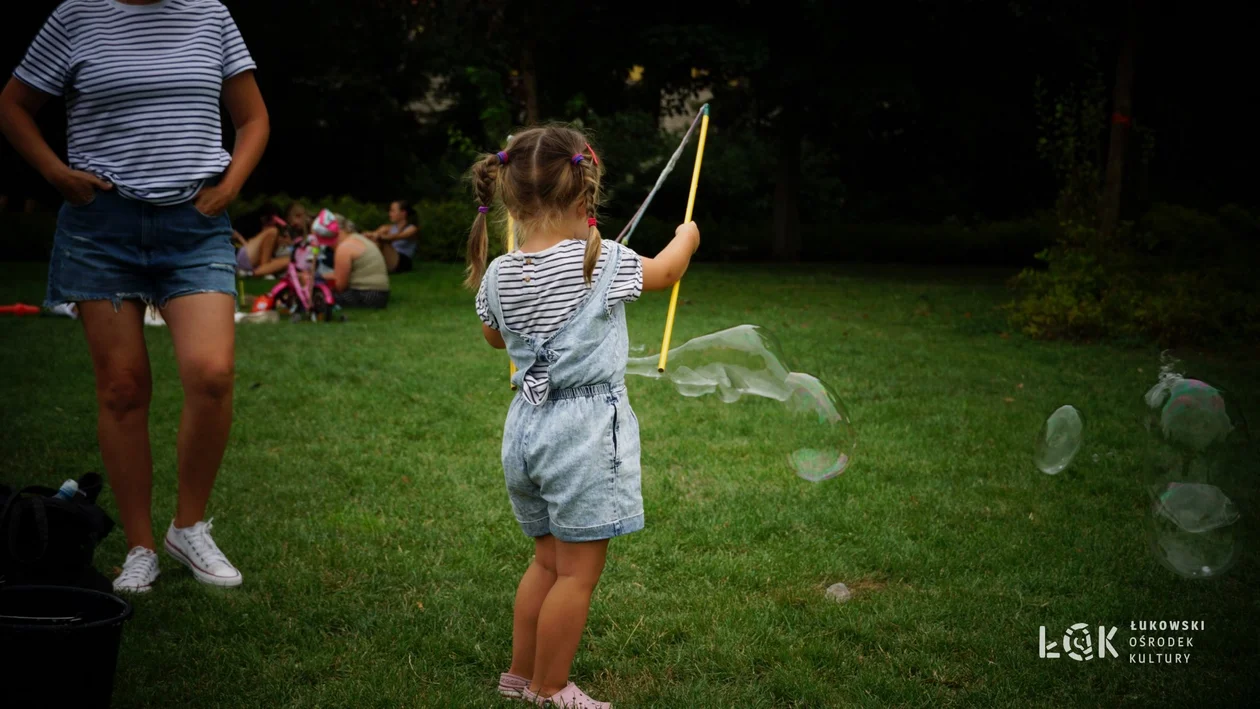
[{"xmin": 265, "ymin": 209, "xmax": 343, "ymax": 322}]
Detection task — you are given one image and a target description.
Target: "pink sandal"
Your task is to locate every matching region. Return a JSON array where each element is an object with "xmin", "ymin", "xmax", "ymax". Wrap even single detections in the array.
[
  {"xmin": 521, "ymin": 682, "xmax": 610, "ymax": 708},
  {"xmin": 499, "ymin": 672, "xmax": 531, "ymax": 699}
]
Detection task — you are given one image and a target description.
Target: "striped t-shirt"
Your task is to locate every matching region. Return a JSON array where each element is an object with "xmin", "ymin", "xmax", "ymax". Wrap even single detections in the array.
[
  {"xmin": 13, "ymin": 0, "xmax": 256, "ymax": 205},
  {"xmin": 477, "ymin": 239, "xmax": 643, "ymax": 404}
]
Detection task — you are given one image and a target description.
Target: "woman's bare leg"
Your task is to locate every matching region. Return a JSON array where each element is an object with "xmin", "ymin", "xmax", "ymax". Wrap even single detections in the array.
[
  {"xmin": 79, "ymin": 300, "xmax": 156, "ymax": 550},
  {"xmin": 252, "ymin": 255, "xmax": 290, "ymax": 277},
  {"xmin": 379, "ymin": 241, "xmax": 400, "ymax": 272},
  {"xmin": 160, "ymin": 293, "xmax": 235, "ymax": 527}
]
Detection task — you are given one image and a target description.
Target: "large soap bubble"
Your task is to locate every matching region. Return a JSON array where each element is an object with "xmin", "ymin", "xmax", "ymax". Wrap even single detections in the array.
[
  {"xmin": 1147, "ymin": 482, "xmax": 1239, "ymax": 578},
  {"xmin": 627, "ymin": 325, "xmax": 856, "ymax": 481},
  {"xmin": 1140, "ymin": 354, "xmax": 1250, "ymax": 579}
]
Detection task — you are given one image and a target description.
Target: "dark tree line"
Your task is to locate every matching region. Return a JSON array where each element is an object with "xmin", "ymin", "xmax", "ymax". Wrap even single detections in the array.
[{"xmin": 2, "ymin": 1, "xmax": 1255, "ymax": 259}]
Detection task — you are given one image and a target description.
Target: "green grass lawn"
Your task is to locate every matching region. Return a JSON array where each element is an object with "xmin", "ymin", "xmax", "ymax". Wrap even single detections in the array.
[{"xmin": 1, "ymin": 260, "xmax": 1256, "ymax": 708}]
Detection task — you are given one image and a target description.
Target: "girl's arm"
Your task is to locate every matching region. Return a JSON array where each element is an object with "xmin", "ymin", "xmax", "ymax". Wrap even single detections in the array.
[
  {"xmin": 194, "ymin": 71, "xmax": 269, "ymax": 216},
  {"xmin": 0, "ymin": 79, "xmax": 113, "ymax": 204},
  {"xmin": 641, "ymin": 221, "xmax": 700, "ymax": 291},
  {"xmin": 380, "ymin": 224, "xmax": 418, "ymax": 242},
  {"xmin": 482, "ymin": 323, "xmax": 506, "ymax": 349}
]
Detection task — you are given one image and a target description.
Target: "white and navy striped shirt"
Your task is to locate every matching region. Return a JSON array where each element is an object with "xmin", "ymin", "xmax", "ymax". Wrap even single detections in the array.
[
  {"xmin": 477, "ymin": 239, "xmax": 643, "ymax": 404},
  {"xmin": 14, "ymin": 0, "xmax": 256, "ymax": 205}
]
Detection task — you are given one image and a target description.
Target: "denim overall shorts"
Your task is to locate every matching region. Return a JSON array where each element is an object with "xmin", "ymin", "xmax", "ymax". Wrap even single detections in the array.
[{"xmin": 483, "ymin": 241, "xmax": 644, "ymax": 542}]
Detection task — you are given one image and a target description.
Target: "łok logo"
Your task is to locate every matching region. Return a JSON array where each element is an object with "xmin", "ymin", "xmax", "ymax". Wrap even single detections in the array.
[{"xmin": 1040, "ymin": 624, "xmax": 1119, "ymax": 661}]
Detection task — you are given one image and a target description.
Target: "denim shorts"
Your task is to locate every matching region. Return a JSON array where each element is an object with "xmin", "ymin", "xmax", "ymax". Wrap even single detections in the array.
[
  {"xmin": 502, "ymin": 383, "xmax": 644, "ymax": 542},
  {"xmin": 45, "ymin": 188, "xmax": 237, "ymax": 310}
]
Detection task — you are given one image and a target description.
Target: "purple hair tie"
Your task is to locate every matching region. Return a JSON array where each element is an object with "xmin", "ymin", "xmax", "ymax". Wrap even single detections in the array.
[
  {"xmin": 571, "ymin": 153, "xmax": 585, "ymax": 165},
  {"xmin": 477, "ymin": 206, "xmax": 489, "ymax": 214},
  {"xmin": 496, "ymin": 151, "xmax": 509, "ymax": 164}
]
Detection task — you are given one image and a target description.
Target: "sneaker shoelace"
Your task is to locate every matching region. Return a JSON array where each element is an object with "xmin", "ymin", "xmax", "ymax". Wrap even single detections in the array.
[
  {"xmin": 184, "ymin": 518, "xmax": 229, "ymax": 568},
  {"xmin": 118, "ymin": 549, "xmax": 156, "ymax": 585}
]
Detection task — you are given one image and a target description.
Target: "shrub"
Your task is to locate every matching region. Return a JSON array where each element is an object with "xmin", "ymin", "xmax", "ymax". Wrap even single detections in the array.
[
  {"xmin": 1005, "ymin": 204, "xmax": 1260, "ymax": 346},
  {"xmin": 229, "ymin": 193, "xmax": 476, "ymax": 261},
  {"xmin": 0, "ymin": 211, "xmax": 59, "ymax": 261}
]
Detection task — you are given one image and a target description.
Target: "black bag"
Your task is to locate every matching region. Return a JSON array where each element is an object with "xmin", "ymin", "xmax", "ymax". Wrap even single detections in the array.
[{"xmin": 0, "ymin": 473, "xmax": 116, "ymax": 593}]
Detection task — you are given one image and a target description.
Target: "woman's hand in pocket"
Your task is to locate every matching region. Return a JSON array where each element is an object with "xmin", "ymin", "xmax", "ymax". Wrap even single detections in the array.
[
  {"xmin": 194, "ymin": 183, "xmax": 236, "ymax": 217},
  {"xmin": 51, "ymin": 167, "xmax": 111, "ymax": 206}
]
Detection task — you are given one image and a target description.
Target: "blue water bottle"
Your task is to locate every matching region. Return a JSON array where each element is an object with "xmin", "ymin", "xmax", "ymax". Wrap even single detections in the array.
[{"xmin": 54, "ymin": 479, "xmax": 79, "ymax": 500}]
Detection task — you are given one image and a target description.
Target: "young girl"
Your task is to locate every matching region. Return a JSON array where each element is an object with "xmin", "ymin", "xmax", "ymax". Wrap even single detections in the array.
[
  {"xmin": 468, "ymin": 126, "xmax": 699, "ymax": 708},
  {"xmin": 367, "ymin": 199, "xmax": 419, "ymax": 273}
]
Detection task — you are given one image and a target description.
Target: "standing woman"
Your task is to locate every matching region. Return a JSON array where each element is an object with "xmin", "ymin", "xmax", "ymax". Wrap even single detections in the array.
[{"xmin": 0, "ymin": 0, "xmax": 269, "ymax": 592}]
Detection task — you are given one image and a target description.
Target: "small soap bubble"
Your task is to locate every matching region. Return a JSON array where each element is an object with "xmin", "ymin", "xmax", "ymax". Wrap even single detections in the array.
[
  {"xmin": 824, "ymin": 583, "xmax": 852, "ymax": 603},
  {"xmin": 1033, "ymin": 405, "xmax": 1083, "ymax": 474}
]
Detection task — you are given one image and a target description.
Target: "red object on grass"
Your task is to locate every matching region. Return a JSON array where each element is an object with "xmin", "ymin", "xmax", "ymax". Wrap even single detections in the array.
[{"xmin": 0, "ymin": 303, "xmax": 41, "ymax": 315}]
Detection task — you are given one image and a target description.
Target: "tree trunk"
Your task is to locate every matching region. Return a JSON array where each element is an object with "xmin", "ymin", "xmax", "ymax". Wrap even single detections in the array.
[
  {"xmin": 1099, "ymin": 0, "xmax": 1138, "ymax": 243},
  {"xmin": 521, "ymin": 41, "xmax": 539, "ymax": 124},
  {"xmin": 769, "ymin": 0, "xmax": 803, "ymax": 261},
  {"xmin": 772, "ymin": 108, "xmax": 803, "ymax": 262}
]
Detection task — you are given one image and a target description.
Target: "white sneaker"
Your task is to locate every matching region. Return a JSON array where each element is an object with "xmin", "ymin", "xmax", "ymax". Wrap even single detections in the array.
[
  {"xmin": 114, "ymin": 546, "xmax": 159, "ymax": 593},
  {"xmin": 164, "ymin": 519, "xmax": 243, "ymax": 587},
  {"xmin": 143, "ymin": 305, "xmax": 165, "ymax": 327}
]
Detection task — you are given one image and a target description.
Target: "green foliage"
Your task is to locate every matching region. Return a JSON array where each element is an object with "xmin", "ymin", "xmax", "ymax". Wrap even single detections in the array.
[
  {"xmin": 230, "ymin": 193, "xmax": 476, "ymax": 262},
  {"xmin": 413, "ymin": 198, "xmax": 476, "ymax": 262},
  {"xmin": 0, "ymin": 211, "xmax": 59, "ymax": 261},
  {"xmin": 1006, "ymin": 204, "xmax": 1260, "ymax": 345},
  {"xmin": 464, "ymin": 67, "xmax": 513, "ymax": 145},
  {"xmin": 1032, "ymin": 73, "xmax": 1106, "ymax": 227}
]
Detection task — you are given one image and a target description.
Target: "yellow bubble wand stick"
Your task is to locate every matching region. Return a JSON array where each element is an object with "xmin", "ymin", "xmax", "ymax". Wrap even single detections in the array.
[
  {"xmin": 506, "ymin": 210, "xmax": 518, "ymax": 391},
  {"xmin": 504, "ymin": 135, "xmax": 518, "ymax": 390},
  {"xmin": 658, "ymin": 104, "xmax": 710, "ymax": 373}
]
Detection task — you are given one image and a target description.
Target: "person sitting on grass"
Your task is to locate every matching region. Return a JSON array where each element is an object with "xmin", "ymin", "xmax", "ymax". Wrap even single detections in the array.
[
  {"xmin": 328, "ymin": 215, "xmax": 390, "ymax": 308},
  {"xmin": 284, "ymin": 201, "xmax": 310, "ymax": 234},
  {"xmin": 233, "ymin": 203, "xmax": 292, "ymax": 277},
  {"xmin": 365, "ymin": 199, "xmax": 418, "ymax": 273}
]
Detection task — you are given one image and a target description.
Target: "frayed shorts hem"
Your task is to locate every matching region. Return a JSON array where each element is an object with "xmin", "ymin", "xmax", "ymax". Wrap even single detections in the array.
[
  {"xmin": 44, "ymin": 287, "xmax": 237, "ymax": 312},
  {"xmin": 517, "ymin": 512, "xmax": 644, "ymax": 542}
]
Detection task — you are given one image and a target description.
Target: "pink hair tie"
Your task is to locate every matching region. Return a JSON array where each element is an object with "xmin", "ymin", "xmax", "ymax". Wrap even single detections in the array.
[
  {"xmin": 496, "ymin": 151, "xmax": 509, "ymax": 164},
  {"xmin": 587, "ymin": 217, "xmax": 597, "ymax": 227},
  {"xmin": 571, "ymin": 154, "xmax": 585, "ymax": 165}
]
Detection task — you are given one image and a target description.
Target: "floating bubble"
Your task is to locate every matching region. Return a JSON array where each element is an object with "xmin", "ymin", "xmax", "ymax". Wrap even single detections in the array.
[
  {"xmin": 627, "ymin": 324, "xmax": 793, "ymax": 401},
  {"xmin": 1140, "ymin": 353, "xmax": 1251, "ymax": 579},
  {"xmin": 1150, "ymin": 379, "xmax": 1234, "ymax": 452},
  {"xmin": 781, "ymin": 373, "xmax": 854, "ymax": 481},
  {"xmin": 1147, "ymin": 482, "xmax": 1239, "ymax": 579},
  {"xmin": 1033, "ymin": 405, "xmax": 1083, "ymax": 474},
  {"xmin": 627, "ymin": 325, "xmax": 856, "ymax": 481}
]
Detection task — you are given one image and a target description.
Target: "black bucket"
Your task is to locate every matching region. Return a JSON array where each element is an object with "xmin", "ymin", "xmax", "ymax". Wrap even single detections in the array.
[{"xmin": 0, "ymin": 585, "xmax": 133, "ymax": 708}]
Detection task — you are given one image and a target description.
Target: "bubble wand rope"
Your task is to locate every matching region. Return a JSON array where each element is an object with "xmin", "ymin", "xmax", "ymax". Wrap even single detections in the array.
[
  {"xmin": 615, "ymin": 104, "xmax": 707, "ymax": 247},
  {"xmin": 657, "ymin": 104, "xmax": 710, "ymax": 373}
]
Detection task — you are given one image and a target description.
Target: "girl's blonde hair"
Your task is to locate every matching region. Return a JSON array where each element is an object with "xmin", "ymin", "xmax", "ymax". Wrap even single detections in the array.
[{"xmin": 464, "ymin": 125, "xmax": 604, "ymax": 289}]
